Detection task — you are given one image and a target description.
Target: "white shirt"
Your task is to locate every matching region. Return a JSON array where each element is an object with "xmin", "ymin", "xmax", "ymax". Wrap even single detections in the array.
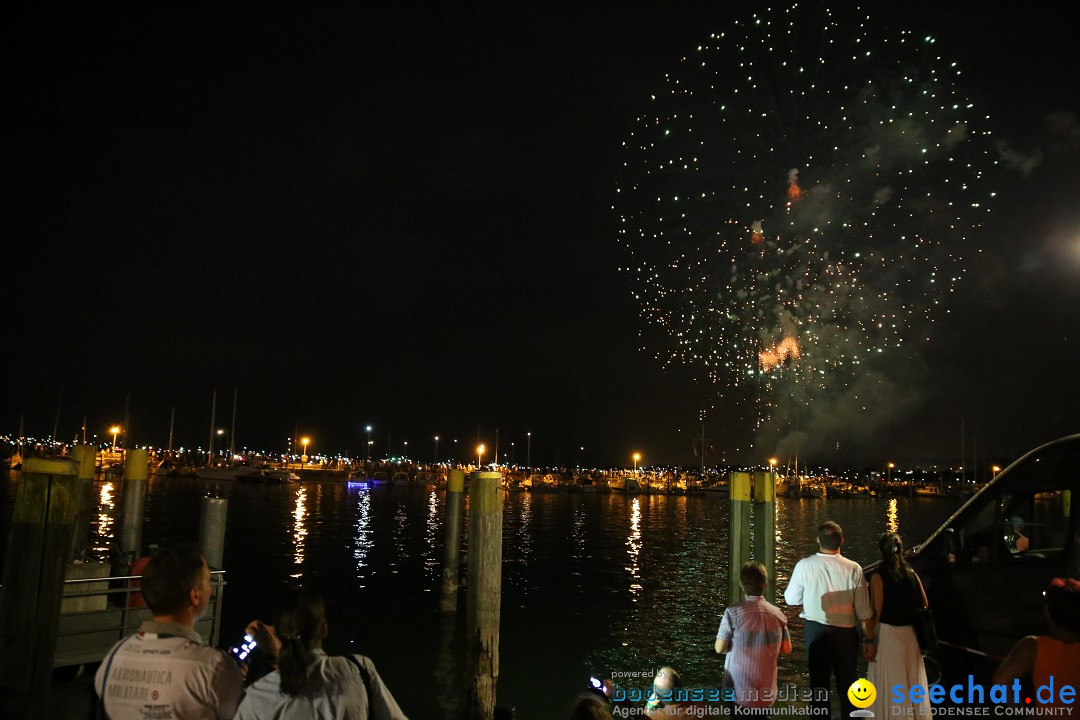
[
  {"xmin": 235, "ymin": 650, "xmax": 408, "ymax": 720},
  {"xmin": 783, "ymin": 552, "xmax": 871, "ymax": 627},
  {"xmin": 94, "ymin": 620, "xmax": 244, "ymax": 720}
]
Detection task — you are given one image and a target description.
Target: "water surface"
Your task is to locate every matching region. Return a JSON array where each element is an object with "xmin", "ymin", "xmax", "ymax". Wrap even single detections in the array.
[{"xmin": 0, "ymin": 474, "xmax": 961, "ymax": 719}]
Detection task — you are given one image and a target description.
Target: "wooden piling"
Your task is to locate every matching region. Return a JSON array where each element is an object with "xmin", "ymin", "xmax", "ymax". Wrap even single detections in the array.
[
  {"xmin": 440, "ymin": 469, "xmax": 465, "ymax": 612},
  {"xmin": 466, "ymin": 471, "xmax": 503, "ymax": 720},
  {"xmin": 0, "ymin": 458, "xmax": 79, "ymax": 719},
  {"xmin": 119, "ymin": 449, "xmax": 149, "ymax": 565},
  {"xmin": 727, "ymin": 471, "xmax": 752, "ymax": 606},
  {"xmin": 68, "ymin": 445, "xmax": 97, "ymax": 560},
  {"xmin": 199, "ymin": 496, "xmax": 229, "ymax": 570},
  {"xmin": 752, "ymin": 470, "xmax": 777, "ymax": 603}
]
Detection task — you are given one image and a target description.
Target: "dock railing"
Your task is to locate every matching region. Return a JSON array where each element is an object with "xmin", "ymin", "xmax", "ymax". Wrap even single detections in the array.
[{"xmin": 2, "ymin": 568, "xmax": 227, "ymax": 668}]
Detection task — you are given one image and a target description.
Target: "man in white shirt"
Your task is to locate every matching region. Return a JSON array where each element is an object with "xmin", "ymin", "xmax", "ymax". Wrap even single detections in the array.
[
  {"xmin": 784, "ymin": 521, "xmax": 871, "ymax": 719},
  {"xmin": 94, "ymin": 544, "xmax": 244, "ymax": 719}
]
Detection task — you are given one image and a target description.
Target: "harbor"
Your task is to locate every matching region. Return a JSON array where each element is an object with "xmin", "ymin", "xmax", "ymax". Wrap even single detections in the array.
[
  {"xmin": 0, "ymin": 455, "xmax": 966, "ymax": 719},
  {"xmin": 2, "ymin": 431, "xmax": 1078, "ymax": 718}
]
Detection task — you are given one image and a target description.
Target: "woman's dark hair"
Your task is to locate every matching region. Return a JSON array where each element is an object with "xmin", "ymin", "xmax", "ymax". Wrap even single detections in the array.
[
  {"xmin": 877, "ymin": 532, "xmax": 912, "ymax": 582},
  {"xmin": 276, "ymin": 587, "xmax": 327, "ymax": 696},
  {"xmin": 1044, "ymin": 578, "xmax": 1080, "ymax": 633}
]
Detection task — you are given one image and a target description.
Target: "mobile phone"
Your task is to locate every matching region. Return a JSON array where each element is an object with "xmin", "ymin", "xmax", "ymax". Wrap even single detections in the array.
[
  {"xmin": 230, "ymin": 633, "xmax": 257, "ymax": 662},
  {"xmin": 588, "ymin": 676, "xmax": 609, "ymax": 699}
]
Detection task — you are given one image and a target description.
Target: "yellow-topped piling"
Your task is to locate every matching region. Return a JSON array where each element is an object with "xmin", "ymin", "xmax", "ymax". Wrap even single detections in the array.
[{"xmin": 440, "ymin": 469, "xmax": 466, "ymax": 613}]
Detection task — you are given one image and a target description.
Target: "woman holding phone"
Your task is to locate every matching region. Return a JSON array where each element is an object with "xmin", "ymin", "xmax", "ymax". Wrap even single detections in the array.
[{"xmin": 235, "ymin": 586, "xmax": 408, "ymax": 720}]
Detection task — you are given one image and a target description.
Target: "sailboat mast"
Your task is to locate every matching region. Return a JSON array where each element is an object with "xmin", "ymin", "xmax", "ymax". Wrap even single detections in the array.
[
  {"xmin": 123, "ymin": 392, "xmax": 130, "ymax": 451},
  {"xmin": 52, "ymin": 388, "xmax": 63, "ymax": 448},
  {"xmin": 167, "ymin": 407, "xmax": 175, "ymax": 454},
  {"xmin": 230, "ymin": 388, "xmax": 238, "ymax": 458},
  {"xmin": 208, "ymin": 390, "xmax": 217, "ymax": 466}
]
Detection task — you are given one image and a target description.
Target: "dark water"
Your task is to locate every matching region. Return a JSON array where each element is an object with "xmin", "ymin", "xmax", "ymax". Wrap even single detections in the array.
[{"xmin": 0, "ymin": 474, "xmax": 961, "ymax": 719}]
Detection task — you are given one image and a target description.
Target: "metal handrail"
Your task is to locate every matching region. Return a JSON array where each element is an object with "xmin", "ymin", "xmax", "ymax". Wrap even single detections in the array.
[{"xmin": 32, "ymin": 568, "xmax": 229, "ymax": 667}]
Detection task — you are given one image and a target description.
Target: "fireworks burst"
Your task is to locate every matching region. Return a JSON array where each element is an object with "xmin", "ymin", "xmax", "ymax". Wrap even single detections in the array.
[{"xmin": 615, "ymin": 4, "xmax": 997, "ymax": 452}]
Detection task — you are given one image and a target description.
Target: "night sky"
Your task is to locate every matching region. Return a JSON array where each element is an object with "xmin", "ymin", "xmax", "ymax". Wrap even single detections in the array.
[{"xmin": 7, "ymin": 4, "xmax": 1079, "ymax": 468}]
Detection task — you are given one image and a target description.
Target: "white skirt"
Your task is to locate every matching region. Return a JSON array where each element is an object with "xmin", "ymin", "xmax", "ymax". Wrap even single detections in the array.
[{"xmin": 868, "ymin": 623, "xmax": 931, "ymax": 717}]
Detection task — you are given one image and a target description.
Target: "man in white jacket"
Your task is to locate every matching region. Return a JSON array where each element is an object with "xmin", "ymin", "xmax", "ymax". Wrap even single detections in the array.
[{"xmin": 95, "ymin": 544, "xmax": 244, "ymax": 719}]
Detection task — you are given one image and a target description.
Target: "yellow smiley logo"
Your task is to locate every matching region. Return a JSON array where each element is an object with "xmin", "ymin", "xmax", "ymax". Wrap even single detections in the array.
[{"xmin": 848, "ymin": 678, "xmax": 876, "ymax": 709}]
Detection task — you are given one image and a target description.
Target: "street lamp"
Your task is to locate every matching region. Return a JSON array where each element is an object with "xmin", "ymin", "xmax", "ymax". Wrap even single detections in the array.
[
  {"xmin": 527, "ymin": 432, "xmax": 531, "ymax": 469},
  {"xmin": 769, "ymin": 457, "xmax": 778, "ymax": 476},
  {"xmin": 477, "ymin": 444, "xmax": 485, "ymax": 468},
  {"xmin": 992, "ymin": 465, "xmax": 1001, "ymax": 478},
  {"xmin": 511, "ymin": 441, "xmax": 515, "ymax": 465},
  {"xmin": 403, "ymin": 440, "xmax": 409, "ymax": 458},
  {"xmin": 110, "ymin": 425, "xmax": 121, "ymax": 452},
  {"xmin": 301, "ymin": 437, "xmax": 310, "ymax": 468},
  {"xmin": 887, "ymin": 462, "xmax": 895, "ymax": 484},
  {"xmin": 434, "ymin": 436, "xmax": 440, "ymax": 464},
  {"xmin": 580, "ymin": 446, "xmax": 584, "ymax": 467},
  {"xmin": 366, "ymin": 426, "xmax": 372, "ymax": 462},
  {"xmin": 633, "ymin": 452, "xmax": 641, "ymax": 472}
]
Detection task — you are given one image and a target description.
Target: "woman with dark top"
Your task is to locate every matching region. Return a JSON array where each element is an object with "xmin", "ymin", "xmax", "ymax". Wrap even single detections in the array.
[{"xmin": 863, "ymin": 533, "xmax": 930, "ymax": 718}]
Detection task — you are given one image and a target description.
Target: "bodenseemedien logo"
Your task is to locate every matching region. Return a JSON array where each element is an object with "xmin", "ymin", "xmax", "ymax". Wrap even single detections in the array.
[{"xmin": 849, "ymin": 679, "xmax": 877, "ymax": 718}]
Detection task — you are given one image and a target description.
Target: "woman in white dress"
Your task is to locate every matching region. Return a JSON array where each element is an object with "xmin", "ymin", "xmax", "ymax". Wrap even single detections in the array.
[{"xmin": 863, "ymin": 533, "xmax": 931, "ymax": 718}]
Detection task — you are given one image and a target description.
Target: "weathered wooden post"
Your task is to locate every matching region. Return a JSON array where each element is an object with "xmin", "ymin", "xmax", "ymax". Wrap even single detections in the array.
[
  {"xmin": 0, "ymin": 458, "xmax": 80, "ymax": 719},
  {"xmin": 119, "ymin": 449, "xmax": 149, "ymax": 568},
  {"xmin": 727, "ymin": 471, "xmax": 752, "ymax": 605},
  {"xmin": 68, "ymin": 445, "xmax": 97, "ymax": 559},
  {"xmin": 466, "ymin": 470, "xmax": 502, "ymax": 720},
  {"xmin": 440, "ymin": 468, "xmax": 466, "ymax": 612},
  {"xmin": 199, "ymin": 495, "xmax": 229, "ymax": 570},
  {"xmin": 752, "ymin": 470, "xmax": 777, "ymax": 603}
]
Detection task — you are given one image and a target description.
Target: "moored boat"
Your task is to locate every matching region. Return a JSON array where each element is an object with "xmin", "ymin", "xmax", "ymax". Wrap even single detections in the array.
[{"xmin": 196, "ymin": 467, "xmax": 246, "ymax": 481}]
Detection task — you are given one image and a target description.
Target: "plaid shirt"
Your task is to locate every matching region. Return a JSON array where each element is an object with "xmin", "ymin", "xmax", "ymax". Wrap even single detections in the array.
[{"xmin": 717, "ymin": 596, "xmax": 789, "ymax": 708}]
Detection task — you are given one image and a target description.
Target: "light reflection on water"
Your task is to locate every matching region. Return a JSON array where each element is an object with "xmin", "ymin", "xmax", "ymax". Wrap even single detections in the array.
[
  {"xmin": 887, "ymin": 498, "xmax": 900, "ymax": 534},
  {"xmin": 0, "ymin": 475, "xmax": 961, "ymax": 720},
  {"xmin": 351, "ymin": 485, "xmax": 372, "ymax": 585},
  {"xmin": 291, "ymin": 486, "xmax": 307, "ymax": 576},
  {"xmin": 422, "ymin": 490, "xmax": 439, "ymax": 582},
  {"xmin": 570, "ymin": 498, "xmax": 586, "ymax": 581},
  {"xmin": 94, "ymin": 481, "xmax": 116, "ymax": 554},
  {"xmin": 390, "ymin": 502, "xmax": 407, "ymax": 574},
  {"xmin": 626, "ymin": 498, "xmax": 643, "ymax": 600}
]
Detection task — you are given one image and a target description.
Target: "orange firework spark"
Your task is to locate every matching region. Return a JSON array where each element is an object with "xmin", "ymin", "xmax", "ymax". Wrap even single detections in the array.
[
  {"xmin": 787, "ymin": 168, "xmax": 803, "ymax": 202},
  {"xmin": 759, "ymin": 337, "xmax": 800, "ymax": 371}
]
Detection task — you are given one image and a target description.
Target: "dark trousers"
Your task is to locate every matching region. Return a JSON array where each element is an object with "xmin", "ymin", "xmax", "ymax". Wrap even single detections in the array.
[{"xmin": 804, "ymin": 620, "xmax": 859, "ymax": 719}]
